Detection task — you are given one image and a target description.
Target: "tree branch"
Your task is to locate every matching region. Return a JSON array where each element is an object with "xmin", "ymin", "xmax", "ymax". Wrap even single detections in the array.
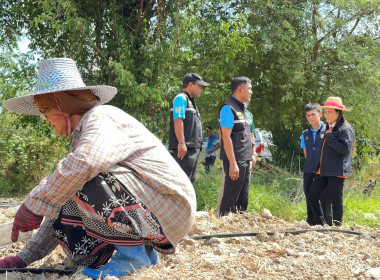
[
  {"xmin": 317, "ymin": 7, "xmax": 379, "ymax": 46},
  {"xmin": 136, "ymin": 0, "xmax": 144, "ymax": 31},
  {"xmin": 157, "ymin": 0, "xmax": 165, "ymax": 37},
  {"xmin": 312, "ymin": 2, "xmax": 319, "ymax": 60},
  {"xmin": 347, "ymin": 17, "xmax": 361, "ymax": 36}
]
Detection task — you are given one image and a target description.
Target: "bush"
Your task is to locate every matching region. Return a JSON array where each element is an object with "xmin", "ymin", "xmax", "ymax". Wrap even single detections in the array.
[
  {"xmin": 193, "ymin": 161, "xmax": 223, "ymax": 211},
  {"xmin": 0, "ymin": 119, "xmax": 68, "ymax": 196},
  {"xmin": 193, "ymin": 158, "xmax": 380, "ymax": 228}
]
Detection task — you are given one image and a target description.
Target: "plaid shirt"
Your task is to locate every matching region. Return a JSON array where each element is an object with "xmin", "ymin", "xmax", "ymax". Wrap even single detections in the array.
[{"xmin": 20, "ymin": 105, "xmax": 196, "ymax": 264}]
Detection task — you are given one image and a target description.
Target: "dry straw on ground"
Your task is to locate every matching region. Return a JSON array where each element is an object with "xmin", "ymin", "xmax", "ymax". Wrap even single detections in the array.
[{"xmin": 0, "ymin": 198, "xmax": 379, "ymax": 280}]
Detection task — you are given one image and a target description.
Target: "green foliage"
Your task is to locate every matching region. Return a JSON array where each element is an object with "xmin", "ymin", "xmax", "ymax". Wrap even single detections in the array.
[
  {"xmin": 243, "ymin": 0, "xmax": 380, "ymax": 167},
  {"xmin": 194, "ymin": 165, "xmax": 223, "ymax": 211},
  {"xmin": 0, "ymin": 112, "xmax": 68, "ymax": 196},
  {"xmin": 0, "ymin": 51, "xmax": 37, "ymax": 101},
  {"xmin": 0, "ymin": 0, "xmax": 379, "ymax": 192},
  {"xmin": 344, "ymin": 195, "xmax": 380, "ymax": 228},
  {"xmin": 194, "ymin": 159, "xmax": 380, "ymax": 228},
  {"xmin": 341, "ymin": 156, "xmax": 380, "ymax": 227},
  {"xmin": 247, "ymin": 169, "xmax": 301, "ymax": 219}
]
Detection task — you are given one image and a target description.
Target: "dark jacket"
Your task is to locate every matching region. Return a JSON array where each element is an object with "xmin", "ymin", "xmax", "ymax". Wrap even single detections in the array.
[
  {"xmin": 303, "ymin": 123, "xmax": 326, "ymax": 173},
  {"xmin": 219, "ymin": 96, "xmax": 253, "ymax": 161},
  {"xmin": 169, "ymin": 91, "xmax": 202, "ymax": 149},
  {"xmin": 320, "ymin": 122, "xmax": 354, "ymax": 177}
]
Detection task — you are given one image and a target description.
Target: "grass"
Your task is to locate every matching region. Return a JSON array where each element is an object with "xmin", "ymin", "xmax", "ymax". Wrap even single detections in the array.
[
  {"xmin": 343, "ymin": 193, "xmax": 380, "ymax": 227},
  {"xmin": 194, "ymin": 159, "xmax": 380, "ymax": 228}
]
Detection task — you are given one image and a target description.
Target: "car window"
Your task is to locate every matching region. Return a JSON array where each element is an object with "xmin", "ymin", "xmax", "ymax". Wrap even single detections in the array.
[{"xmin": 254, "ymin": 130, "xmax": 262, "ymax": 142}]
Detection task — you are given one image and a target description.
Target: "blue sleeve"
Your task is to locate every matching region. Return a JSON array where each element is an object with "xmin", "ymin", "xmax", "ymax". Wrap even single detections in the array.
[
  {"xmin": 220, "ymin": 105, "xmax": 234, "ymax": 129},
  {"xmin": 211, "ymin": 135, "xmax": 219, "ymax": 146},
  {"xmin": 300, "ymin": 133, "xmax": 306, "ymax": 149},
  {"xmin": 173, "ymin": 95, "xmax": 187, "ymax": 120},
  {"xmin": 212, "ymin": 137, "xmax": 219, "ymax": 145}
]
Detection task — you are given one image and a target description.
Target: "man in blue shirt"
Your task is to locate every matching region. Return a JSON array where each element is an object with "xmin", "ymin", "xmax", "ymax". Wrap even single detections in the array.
[
  {"xmin": 217, "ymin": 76, "xmax": 254, "ymax": 216},
  {"xmin": 169, "ymin": 73, "xmax": 210, "ymax": 183},
  {"xmin": 203, "ymin": 126, "xmax": 220, "ymax": 173},
  {"xmin": 301, "ymin": 103, "xmax": 331, "ymax": 225}
]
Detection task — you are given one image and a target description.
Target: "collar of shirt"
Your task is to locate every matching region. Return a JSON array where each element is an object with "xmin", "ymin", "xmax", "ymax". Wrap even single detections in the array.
[
  {"xmin": 310, "ymin": 122, "xmax": 323, "ymax": 132},
  {"xmin": 232, "ymin": 95, "xmax": 247, "ymax": 109}
]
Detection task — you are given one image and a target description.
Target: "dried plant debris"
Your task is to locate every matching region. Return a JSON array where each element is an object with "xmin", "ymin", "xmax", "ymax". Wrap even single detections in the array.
[{"xmin": 0, "ymin": 200, "xmax": 379, "ymax": 280}]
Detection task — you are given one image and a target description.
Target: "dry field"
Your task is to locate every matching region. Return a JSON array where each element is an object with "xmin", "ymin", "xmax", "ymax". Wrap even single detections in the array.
[{"xmin": 0, "ymin": 198, "xmax": 379, "ymax": 280}]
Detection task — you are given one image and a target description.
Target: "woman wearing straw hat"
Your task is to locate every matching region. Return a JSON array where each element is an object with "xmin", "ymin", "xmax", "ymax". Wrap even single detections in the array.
[
  {"xmin": 307, "ymin": 97, "xmax": 354, "ymax": 226},
  {"xmin": 0, "ymin": 58, "xmax": 196, "ymax": 279}
]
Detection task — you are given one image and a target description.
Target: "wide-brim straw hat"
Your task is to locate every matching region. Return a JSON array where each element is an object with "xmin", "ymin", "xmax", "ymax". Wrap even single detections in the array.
[
  {"xmin": 2, "ymin": 58, "xmax": 117, "ymax": 115},
  {"xmin": 318, "ymin": 96, "xmax": 351, "ymax": 112}
]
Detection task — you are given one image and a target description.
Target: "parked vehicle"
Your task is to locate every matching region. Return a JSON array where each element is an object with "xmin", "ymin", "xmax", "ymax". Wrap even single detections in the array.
[
  {"xmin": 201, "ymin": 128, "xmax": 273, "ymax": 161},
  {"xmin": 254, "ymin": 128, "xmax": 273, "ymax": 161}
]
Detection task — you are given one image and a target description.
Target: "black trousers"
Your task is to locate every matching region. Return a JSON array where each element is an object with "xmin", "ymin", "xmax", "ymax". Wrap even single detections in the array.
[
  {"xmin": 204, "ymin": 155, "xmax": 216, "ymax": 173},
  {"xmin": 171, "ymin": 148, "xmax": 200, "ymax": 184},
  {"xmin": 303, "ymin": 173, "xmax": 331, "ymax": 226},
  {"xmin": 307, "ymin": 175, "xmax": 345, "ymax": 226},
  {"xmin": 219, "ymin": 159, "xmax": 251, "ymax": 216}
]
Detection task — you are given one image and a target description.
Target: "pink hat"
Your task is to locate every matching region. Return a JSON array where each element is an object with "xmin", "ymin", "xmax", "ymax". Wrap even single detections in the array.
[{"xmin": 318, "ymin": 96, "xmax": 351, "ymax": 112}]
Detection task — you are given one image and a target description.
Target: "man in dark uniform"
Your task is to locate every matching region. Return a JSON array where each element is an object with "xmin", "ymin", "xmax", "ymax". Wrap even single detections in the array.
[
  {"xmin": 301, "ymin": 103, "xmax": 331, "ymax": 225},
  {"xmin": 169, "ymin": 73, "xmax": 210, "ymax": 183},
  {"xmin": 217, "ymin": 76, "xmax": 254, "ymax": 216}
]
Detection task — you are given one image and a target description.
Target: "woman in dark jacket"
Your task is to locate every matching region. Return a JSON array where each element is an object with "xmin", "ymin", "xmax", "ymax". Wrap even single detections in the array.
[{"xmin": 307, "ymin": 97, "xmax": 354, "ymax": 226}]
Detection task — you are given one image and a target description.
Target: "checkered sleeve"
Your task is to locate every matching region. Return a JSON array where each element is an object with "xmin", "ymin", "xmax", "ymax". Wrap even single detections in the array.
[
  {"xmin": 25, "ymin": 110, "xmax": 134, "ymax": 218},
  {"xmin": 18, "ymin": 218, "xmax": 58, "ymax": 265}
]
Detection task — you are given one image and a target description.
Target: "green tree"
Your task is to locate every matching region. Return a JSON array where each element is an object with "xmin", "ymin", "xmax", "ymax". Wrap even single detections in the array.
[
  {"xmin": 243, "ymin": 0, "xmax": 380, "ymax": 167},
  {"xmin": 0, "ymin": 49, "xmax": 68, "ymax": 195},
  {"xmin": 0, "ymin": 111, "xmax": 69, "ymax": 195},
  {"xmin": 1, "ymin": 0, "xmax": 258, "ymax": 136},
  {"xmin": 1, "ymin": 0, "xmax": 379, "ymax": 173}
]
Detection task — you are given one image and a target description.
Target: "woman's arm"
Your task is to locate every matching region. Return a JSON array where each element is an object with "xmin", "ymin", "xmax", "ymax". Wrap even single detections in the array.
[
  {"xmin": 25, "ymin": 110, "xmax": 133, "ymax": 219},
  {"xmin": 18, "ymin": 218, "xmax": 58, "ymax": 265},
  {"xmin": 324, "ymin": 124, "xmax": 354, "ymax": 155}
]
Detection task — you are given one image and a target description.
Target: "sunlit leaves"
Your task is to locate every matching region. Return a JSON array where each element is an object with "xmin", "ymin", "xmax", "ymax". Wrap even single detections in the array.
[{"xmin": 0, "ymin": 0, "xmax": 379, "ymax": 170}]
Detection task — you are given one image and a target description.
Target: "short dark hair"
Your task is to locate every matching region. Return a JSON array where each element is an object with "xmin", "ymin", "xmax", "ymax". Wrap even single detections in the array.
[
  {"xmin": 305, "ymin": 102, "xmax": 322, "ymax": 113},
  {"xmin": 206, "ymin": 125, "xmax": 213, "ymax": 131},
  {"xmin": 230, "ymin": 76, "xmax": 251, "ymax": 93}
]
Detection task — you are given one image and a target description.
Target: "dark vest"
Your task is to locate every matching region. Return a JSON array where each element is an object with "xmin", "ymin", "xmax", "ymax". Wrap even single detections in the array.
[
  {"xmin": 302, "ymin": 122, "xmax": 326, "ymax": 173},
  {"xmin": 219, "ymin": 96, "xmax": 253, "ymax": 161},
  {"xmin": 169, "ymin": 91, "xmax": 202, "ymax": 149}
]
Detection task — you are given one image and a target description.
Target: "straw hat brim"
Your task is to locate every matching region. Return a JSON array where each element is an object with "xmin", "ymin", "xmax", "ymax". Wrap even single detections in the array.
[
  {"xmin": 318, "ymin": 105, "xmax": 351, "ymax": 112},
  {"xmin": 2, "ymin": 85, "xmax": 117, "ymax": 115}
]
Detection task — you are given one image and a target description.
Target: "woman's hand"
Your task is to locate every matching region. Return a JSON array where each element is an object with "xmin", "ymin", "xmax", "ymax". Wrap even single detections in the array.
[
  {"xmin": 0, "ymin": 256, "xmax": 26, "ymax": 268},
  {"xmin": 11, "ymin": 203, "xmax": 43, "ymax": 242}
]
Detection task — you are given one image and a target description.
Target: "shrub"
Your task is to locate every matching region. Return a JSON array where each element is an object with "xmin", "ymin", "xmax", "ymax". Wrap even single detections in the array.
[{"xmin": 0, "ymin": 117, "xmax": 68, "ymax": 196}]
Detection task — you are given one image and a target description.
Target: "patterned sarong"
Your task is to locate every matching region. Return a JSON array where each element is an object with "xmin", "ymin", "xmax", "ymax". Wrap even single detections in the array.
[{"xmin": 53, "ymin": 173, "xmax": 174, "ymax": 267}]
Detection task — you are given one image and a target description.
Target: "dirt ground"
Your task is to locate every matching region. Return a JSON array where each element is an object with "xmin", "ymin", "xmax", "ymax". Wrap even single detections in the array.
[{"xmin": 0, "ymin": 198, "xmax": 379, "ymax": 280}]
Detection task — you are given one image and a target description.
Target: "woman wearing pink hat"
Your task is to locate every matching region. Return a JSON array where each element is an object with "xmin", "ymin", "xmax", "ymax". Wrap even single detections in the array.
[
  {"xmin": 0, "ymin": 58, "xmax": 196, "ymax": 279},
  {"xmin": 307, "ymin": 97, "xmax": 354, "ymax": 226}
]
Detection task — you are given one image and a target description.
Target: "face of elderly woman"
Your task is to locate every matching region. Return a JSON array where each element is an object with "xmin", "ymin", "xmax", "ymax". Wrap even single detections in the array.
[
  {"xmin": 44, "ymin": 108, "xmax": 70, "ymax": 136},
  {"xmin": 324, "ymin": 108, "xmax": 339, "ymax": 124}
]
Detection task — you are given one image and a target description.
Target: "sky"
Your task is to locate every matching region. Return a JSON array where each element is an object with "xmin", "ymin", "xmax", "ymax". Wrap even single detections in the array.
[{"xmin": 18, "ymin": 36, "xmax": 30, "ymax": 53}]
